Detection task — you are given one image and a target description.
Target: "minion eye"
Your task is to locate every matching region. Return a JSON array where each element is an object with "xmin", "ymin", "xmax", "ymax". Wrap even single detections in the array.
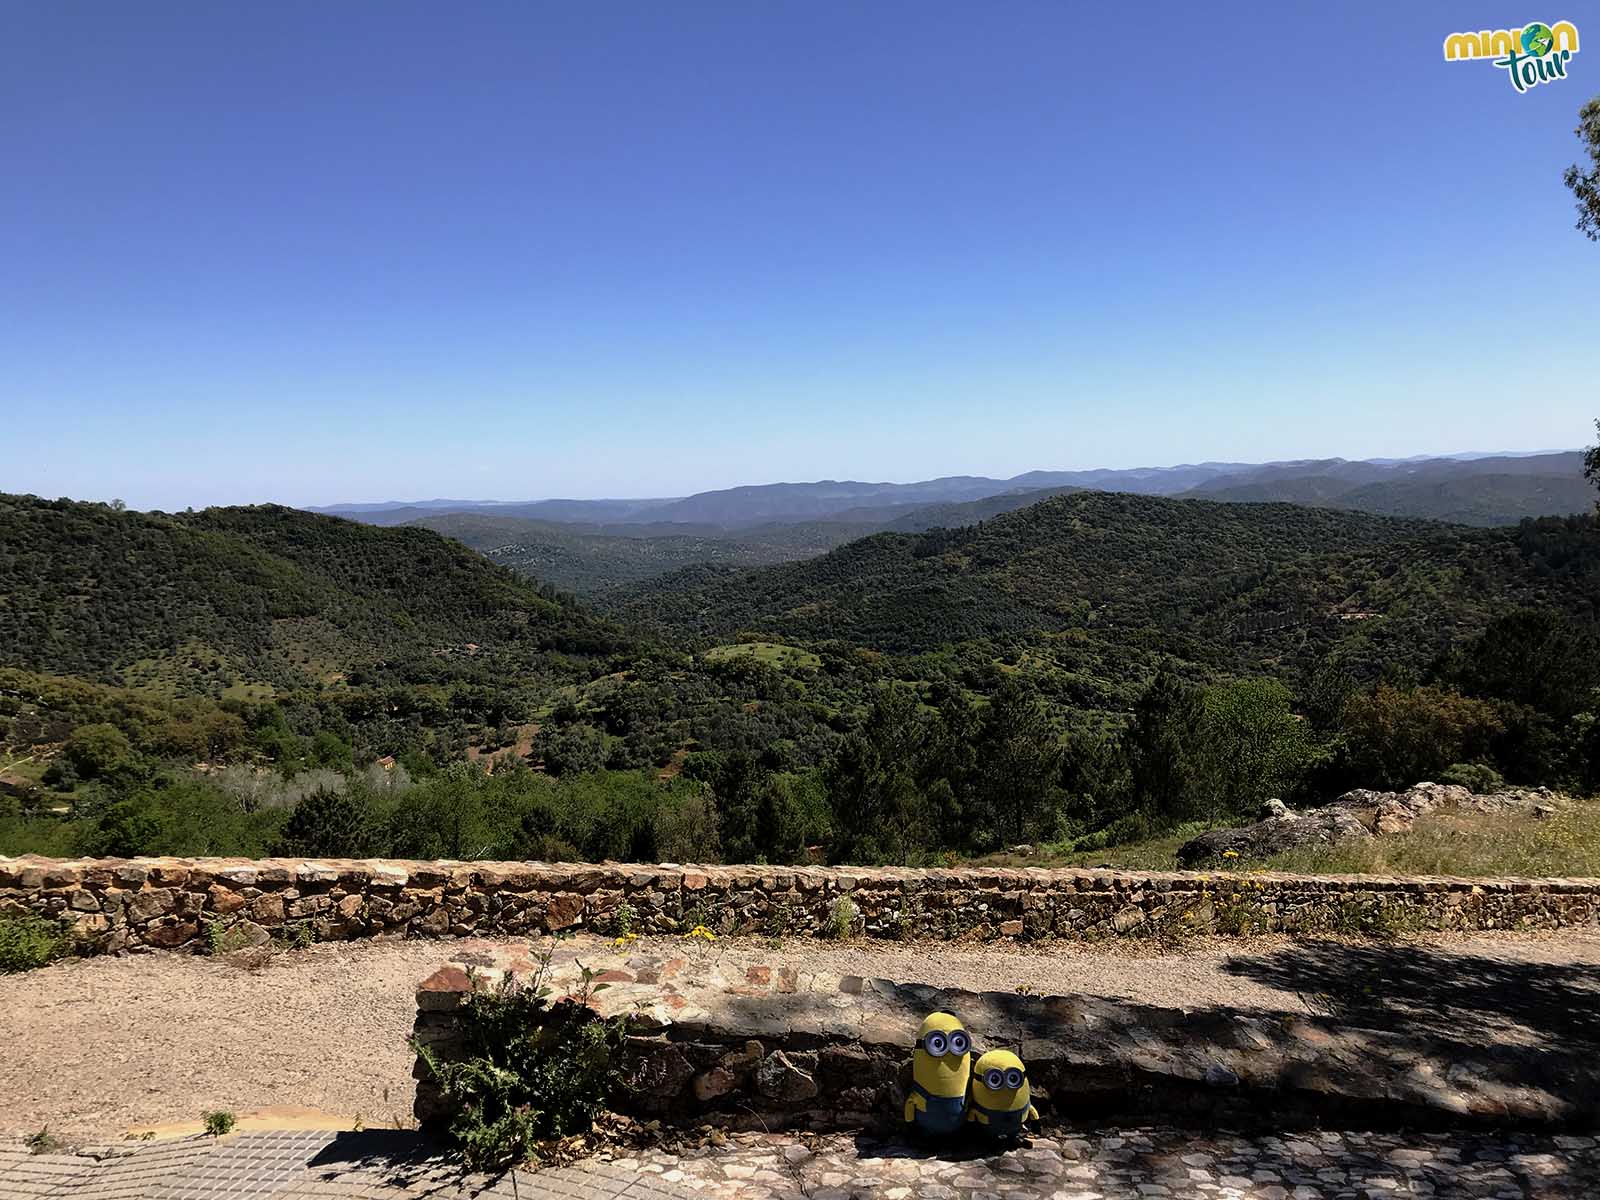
[
  {"xmin": 948, "ymin": 1031, "xmax": 970, "ymax": 1056},
  {"xmin": 984, "ymin": 1068, "xmax": 1005, "ymax": 1089},
  {"xmin": 1004, "ymin": 1067, "xmax": 1024, "ymax": 1089},
  {"xmin": 924, "ymin": 1032, "xmax": 948, "ymax": 1056}
]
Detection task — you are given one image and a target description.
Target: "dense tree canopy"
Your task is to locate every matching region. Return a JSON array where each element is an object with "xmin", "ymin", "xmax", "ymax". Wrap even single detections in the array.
[{"xmin": 4, "ymin": 487, "xmax": 1599, "ymax": 866}]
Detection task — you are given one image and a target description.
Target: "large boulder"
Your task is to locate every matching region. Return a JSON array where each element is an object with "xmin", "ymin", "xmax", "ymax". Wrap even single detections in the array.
[
  {"xmin": 1177, "ymin": 782, "xmax": 1568, "ymax": 867},
  {"xmin": 1176, "ymin": 799, "xmax": 1371, "ymax": 867}
]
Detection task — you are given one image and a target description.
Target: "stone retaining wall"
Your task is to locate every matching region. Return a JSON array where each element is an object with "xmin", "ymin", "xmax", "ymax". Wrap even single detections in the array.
[
  {"xmin": 2, "ymin": 855, "xmax": 1598, "ymax": 954},
  {"xmin": 411, "ymin": 942, "xmax": 1599, "ymax": 1134}
]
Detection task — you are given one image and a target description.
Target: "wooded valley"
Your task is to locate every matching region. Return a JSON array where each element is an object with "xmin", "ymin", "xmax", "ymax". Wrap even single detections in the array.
[{"xmin": 4, "ymin": 466, "xmax": 1598, "ymax": 868}]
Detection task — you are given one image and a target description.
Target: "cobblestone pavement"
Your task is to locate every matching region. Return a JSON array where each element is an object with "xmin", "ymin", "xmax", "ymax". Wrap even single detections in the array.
[
  {"xmin": 4, "ymin": 1127, "xmax": 1598, "ymax": 1199},
  {"xmin": 620, "ymin": 1127, "xmax": 1600, "ymax": 1200}
]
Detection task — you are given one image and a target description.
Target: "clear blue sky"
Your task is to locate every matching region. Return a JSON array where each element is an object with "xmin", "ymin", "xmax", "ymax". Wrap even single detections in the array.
[{"xmin": 4, "ymin": 2, "xmax": 1597, "ymax": 509}]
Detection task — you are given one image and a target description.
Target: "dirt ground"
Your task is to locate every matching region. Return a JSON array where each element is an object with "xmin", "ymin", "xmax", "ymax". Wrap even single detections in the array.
[{"xmin": 4, "ymin": 929, "xmax": 1599, "ymax": 1138}]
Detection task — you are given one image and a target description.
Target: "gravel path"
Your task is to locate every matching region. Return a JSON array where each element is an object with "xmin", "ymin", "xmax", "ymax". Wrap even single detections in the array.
[
  {"xmin": 0, "ymin": 939, "xmax": 447, "ymax": 1137},
  {"xmin": 688, "ymin": 931, "xmax": 1600, "ymax": 1011},
  {"xmin": 4, "ymin": 930, "xmax": 1599, "ymax": 1138}
]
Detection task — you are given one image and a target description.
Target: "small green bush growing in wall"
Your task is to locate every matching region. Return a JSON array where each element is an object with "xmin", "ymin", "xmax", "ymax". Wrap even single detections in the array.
[
  {"xmin": 202, "ymin": 919, "xmax": 260, "ymax": 956},
  {"xmin": 824, "ymin": 896, "xmax": 858, "ymax": 940},
  {"xmin": 412, "ymin": 959, "xmax": 627, "ymax": 1169},
  {"xmin": 609, "ymin": 901, "xmax": 636, "ymax": 938},
  {"xmin": 0, "ymin": 914, "xmax": 65, "ymax": 973}
]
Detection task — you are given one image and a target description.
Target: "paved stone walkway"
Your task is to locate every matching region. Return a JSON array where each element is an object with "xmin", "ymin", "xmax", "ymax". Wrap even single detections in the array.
[
  {"xmin": 0, "ymin": 1130, "xmax": 695, "ymax": 1200},
  {"xmin": 4, "ymin": 1127, "xmax": 1599, "ymax": 1199}
]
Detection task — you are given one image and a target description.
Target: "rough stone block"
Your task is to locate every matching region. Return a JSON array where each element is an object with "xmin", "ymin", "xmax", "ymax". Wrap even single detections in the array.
[
  {"xmin": 416, "ymin": 965, "xmax": 473, "ymax": 1011},
  {"xmin": 546, "ymin": 893, "xmax": 583, "ymax": 930},
  {"xmin": 757, "ymin": 1050, "xmax": 820, "ymax": 1103},
  {"xmin": 249, "ymin": 893, "xmax": 285, "ymax": 924},
  {"xmin": 126, "ymin": 888, "xmax": 176, "ymax": 924},
  {"xmin": 144, "ymin": 920, "xmax": 197, "ymax": 948}
]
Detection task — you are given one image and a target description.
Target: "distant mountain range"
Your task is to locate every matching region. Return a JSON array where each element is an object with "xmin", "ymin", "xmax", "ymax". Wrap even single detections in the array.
[
  {"xmin": 305, "ymin": 451, "xmax": 1593, "ymax": 595},
  {"xmin": 312, "ymin": 450, "xmax": 1589, "ymax": 533}
]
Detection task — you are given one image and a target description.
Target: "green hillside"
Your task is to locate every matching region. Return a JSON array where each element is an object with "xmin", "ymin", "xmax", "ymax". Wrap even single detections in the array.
[
  {"xmin": 409, "ymin": 511, "xmax": 832, "ymax": 595},
  {"xmin": 601, "ymin": 492, "xmax": 1600, "ymax": 677},
  {"xmin": 5, "ymin": 488, "xmax": 1597, "ymax": 871},
  {"xmin": 0, "ymin": 495, "xmax": 630, "ymax": 695}
]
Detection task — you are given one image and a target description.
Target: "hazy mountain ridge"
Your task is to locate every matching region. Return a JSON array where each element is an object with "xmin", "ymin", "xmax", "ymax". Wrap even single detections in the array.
[
  {"xmin": 1180, "ymin": 454, "xmax": 1590, "ymax": 526},
  {"xmin": 313, "ymin": 450, "xmax": 1588, "ymax": 534},
  {"xmin": 304, "ymin": 453, "xmax": 1594, "ymax": 597}
]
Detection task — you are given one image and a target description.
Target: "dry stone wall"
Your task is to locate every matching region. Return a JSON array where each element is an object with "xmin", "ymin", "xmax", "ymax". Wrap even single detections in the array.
[
  {"xmin": 3, "ymin": 855, "xmax": 1599, "ymax": 954},
  {"xmin": 413, "ymin": 943, "xmax": 1600, "ymax": 1133}
]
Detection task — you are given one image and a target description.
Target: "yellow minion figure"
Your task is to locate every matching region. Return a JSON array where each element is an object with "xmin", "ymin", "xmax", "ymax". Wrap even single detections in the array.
[
  {"xmin": 903, "ymin": 1011, "xmax": 972, "ymax": 1137},
  {"xmin": 967, "ymin": 1049, "xmax": 1038, "ymax": 1140}
]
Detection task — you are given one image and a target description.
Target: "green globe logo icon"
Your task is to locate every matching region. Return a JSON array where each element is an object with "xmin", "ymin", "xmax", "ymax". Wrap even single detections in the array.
[{"xmin": 1522, "ymin": 23, "xmax": 1554, "ymax": 55}]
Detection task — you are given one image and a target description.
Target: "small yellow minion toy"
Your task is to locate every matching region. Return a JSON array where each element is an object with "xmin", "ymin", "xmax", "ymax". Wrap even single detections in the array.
[
  {"xmin": 967, "ymin": 1049, "xmax": 1038, "ymax": 1140},
  {"xmin": 903, "ymin": 1011, "xmax": 972, "ymax": 1137}
]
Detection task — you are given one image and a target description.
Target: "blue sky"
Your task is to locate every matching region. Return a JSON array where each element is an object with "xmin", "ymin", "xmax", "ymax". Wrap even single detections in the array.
[{"xmin": 3, "ymin": 2, "xmax": 1597, "ymax": 509}]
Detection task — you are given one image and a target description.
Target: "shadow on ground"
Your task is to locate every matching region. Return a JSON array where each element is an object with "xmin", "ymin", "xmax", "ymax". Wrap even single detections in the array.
[
  {"xmin": 302, "ymin": 1129, "xmax": 494, "ymax": 1195},
  {"xmin": 1221, "ymin": 938, "xmax": 1600, "ymax": 1045},
  {"xmin": 691, "ymin": 937, "xmax": 1600, "ymax": 1133}
]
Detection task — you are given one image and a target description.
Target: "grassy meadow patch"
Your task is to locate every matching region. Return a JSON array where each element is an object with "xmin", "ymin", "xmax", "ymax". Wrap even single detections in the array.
[
  {"xmin": 982, "ymin": 800, "xmax": 1600, "ymax": 878},
  {"xmin": 702, "ymin": 642, "xmax": 821, "ymax": 670}
]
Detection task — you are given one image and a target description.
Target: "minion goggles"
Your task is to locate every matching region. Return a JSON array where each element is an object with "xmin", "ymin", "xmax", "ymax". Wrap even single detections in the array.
[
  {"xmin": 981, "ymin": 1066, "xmax": 1027, "ymax": 1090},
  {"xmin": 914, "ymin": 1029, "xmax": 971, "ymax": 1057}
]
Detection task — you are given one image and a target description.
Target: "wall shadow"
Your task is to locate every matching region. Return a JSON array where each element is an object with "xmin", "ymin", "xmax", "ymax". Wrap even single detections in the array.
[{"xmin": 1219, "ymin": 937, "xmax": 1600, "ymax": 1046}]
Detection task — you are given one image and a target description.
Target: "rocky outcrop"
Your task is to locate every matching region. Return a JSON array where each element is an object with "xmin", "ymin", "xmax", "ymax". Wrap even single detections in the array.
[
  {"xmin": 1177, "ymin": 800, "xmax": 1372, "ymax": 866},
  {"xmin": 1178, "ymin": 784, "xmax": 1567, "ymax": 867}
]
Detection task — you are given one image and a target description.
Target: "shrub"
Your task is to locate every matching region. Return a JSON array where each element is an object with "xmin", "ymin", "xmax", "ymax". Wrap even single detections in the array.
[
  {"xmin": 79, "ymin": 799, "xmax": 161, "ymax": 858},
  {"xmin": 1213, "ymin": 894, "xmax": 1269, "ymax": 936},
  {"xmin": 63, "ymin": 723, "xmax": 139, "ymax": 781},
  {"xmin": 273, "ymin": 786, "xmax": 369, "ymax": 858},
  {"xmin": 202, "ymin": 1110, "xmax": 236, "ymax": 1136},
  {"xmin": 609, "ymin": 902, "xmax": 636, "ymax": 938},
  {"xmin": 1197, "ymin": 678, "xmax": 1324, "ymax": 814},
  {"xmin": 1339, "ymin": 685, "xmax": 1503, "ymax": 789},
  {"xmin": 202, "ymin": 919, "xmax": 260, "ymax": 956},
  {"xmin": 651, "ymin": 783, "xmax": 722, "ymax": 864},
  {"xmin": 531, "ymin": 724, "xmax": 606, "ymax": 778},
  {"xmin": 824, "ymin": 896, "xmax": 858, "ymax": 939},
  {"xmin": 764, "ymin": 904, "xmax": 790, "ymax": 940},
  {"xmin": 413, "ymin": 965, "xmax": 626, "ymax": 1169},
  {"xmin": 1439, "ymin": 762, "xmax": 1506, "ymax": 794},
  {"xmin": 0, "ymin": 914, "xmax": 65, "ymax": 972},
  {"xmin": 25, "ymin": 1128, "xmax": 65, "ymax": 1154}
]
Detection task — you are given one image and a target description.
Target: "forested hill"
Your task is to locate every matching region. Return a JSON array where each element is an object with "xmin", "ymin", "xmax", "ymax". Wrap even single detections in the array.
[
  {"xmin": 0, "ymin": 495, "xmax": 630, "ymax": 695},
  {"xmin": 1187, "ymin": 470, "xmax": 1595, "ymax": 527},
  {"xmin": 408, "ymin": 511, "xmax": 832, "ymax": 595},
  {"xmin": 599, "ymin": 490, "xmax": 1600, "ymax": 666}
]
